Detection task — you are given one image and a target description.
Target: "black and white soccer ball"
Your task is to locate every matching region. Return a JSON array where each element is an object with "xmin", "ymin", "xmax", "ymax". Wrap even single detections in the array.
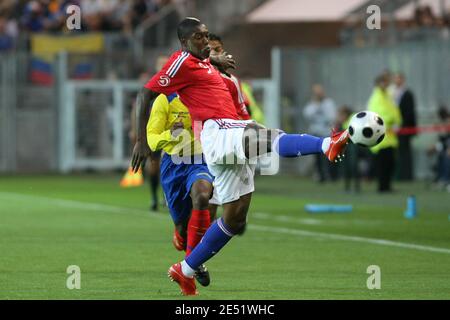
[{"xmin": 348, "ymin": 111, "xmax": 386, "ymax": 147}]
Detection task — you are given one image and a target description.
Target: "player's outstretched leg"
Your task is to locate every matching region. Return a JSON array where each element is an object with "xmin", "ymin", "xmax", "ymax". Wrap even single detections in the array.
[
  {"xmin": 276, "ymin": 130, "xmax": 350, "ymax": 162},
  {"xmin": 243, "ymin": 123, "xmax": 350, "ymax": 162}
]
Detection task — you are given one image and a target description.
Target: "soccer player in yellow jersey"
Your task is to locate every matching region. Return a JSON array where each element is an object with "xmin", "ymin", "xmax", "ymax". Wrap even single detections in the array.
[{"xmin": 147, "ymin": 92, "xmax": 217, "ymax": 288}]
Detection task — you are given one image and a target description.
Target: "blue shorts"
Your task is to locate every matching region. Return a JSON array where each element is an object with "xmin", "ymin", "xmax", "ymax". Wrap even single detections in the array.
[{"xmin": 160, "ymin": 153, "xmax": 214, "ymax": 224}]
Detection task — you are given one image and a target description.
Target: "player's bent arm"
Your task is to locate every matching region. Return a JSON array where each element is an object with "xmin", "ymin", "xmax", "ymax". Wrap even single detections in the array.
[
  {"xmin": 131, "ymin": 87, "xmax": 159, "ymax": 172},
  {"xmin": 136, "ymin": 87, "xmax": 159, "ymax": 143}
]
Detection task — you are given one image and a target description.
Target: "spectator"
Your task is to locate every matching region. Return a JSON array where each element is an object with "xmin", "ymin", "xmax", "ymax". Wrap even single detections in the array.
[
  {"xmin": 108, "ymin": 0, "xmax": 132, "ymax": 32},
  {"xmin": 20, "ymin": 0, "xmax": 52, "ymax": 32},
  {"xmin": 81, "ymin": 0, "xmax": 107, "ymax": 31},
  {"xmin": 0, "ymin": 14, "xmax": 16, "ymax": 51},
  {"xmin": 303, "ymin": 84, "xmax": 337, "ymax": 183},
  {"xmin": 128, "ymin": 0, "xmax": 159, "ymax": 29},
  {"xmin": 428, "ymin": 106, "xmax": 450, "ymax": 191},
  {"xmin": 393, "ymin": 73, "xmax": 417, "ymax": 181},
  {"xmin": 368, "ymin": 73, "xmax": 402, "ymax": 193}
]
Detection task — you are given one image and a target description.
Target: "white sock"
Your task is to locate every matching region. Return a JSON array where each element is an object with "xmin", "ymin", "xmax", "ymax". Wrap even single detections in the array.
[
  {"xmin": 181, "ymin": 260, "xmax": 195, "ymax": 278},
  {"xmin": 321, "ymin": 137, "xmax": 331, "ymax": 154}
]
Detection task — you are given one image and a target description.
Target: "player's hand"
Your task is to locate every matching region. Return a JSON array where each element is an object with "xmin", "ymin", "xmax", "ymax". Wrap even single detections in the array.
[
  {"xmin": 213, "ymin": 51, "xmax": 236, "ymax": 70},
  {"xmin": 131, "ymin": 141, "xmax": 151, "ymax": 173},
  {"xmin": 170, "ymin": 122, "xmax": 184, "ymax": 138}
]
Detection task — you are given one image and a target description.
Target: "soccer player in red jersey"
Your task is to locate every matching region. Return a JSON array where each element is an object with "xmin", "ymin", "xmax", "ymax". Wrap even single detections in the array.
[{"xmin": 131, "ymin": 18, "xmax": 349, "ymax": 296}]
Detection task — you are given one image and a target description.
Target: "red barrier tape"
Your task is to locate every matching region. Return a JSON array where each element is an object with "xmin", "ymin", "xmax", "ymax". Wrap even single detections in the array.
[{"xmin": 394, "ymin": 124, "xmax": 450, "ymax": 135}]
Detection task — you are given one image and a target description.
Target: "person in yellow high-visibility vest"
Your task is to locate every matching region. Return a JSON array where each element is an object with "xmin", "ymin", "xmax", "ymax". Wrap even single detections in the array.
[{"xmin": 368, "ymin": 73, "xmax": 402, "ymax": 192}]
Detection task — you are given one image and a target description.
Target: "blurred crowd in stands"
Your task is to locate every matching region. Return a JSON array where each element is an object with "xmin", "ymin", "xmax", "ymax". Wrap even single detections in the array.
[
  {"xmin": 343, "ymin": 4, "xmax": 450, "ymax": 46},
  {"xmin": 0, "ymin": 0, "xmax": 177, "ymax": 51},
  {"xmin": 412, "ymin": 4, "xmax": 449, "ymax": 29},
  {"xmin": 400, "ymin": 4, "xmax": 450, "ymax": 40}
]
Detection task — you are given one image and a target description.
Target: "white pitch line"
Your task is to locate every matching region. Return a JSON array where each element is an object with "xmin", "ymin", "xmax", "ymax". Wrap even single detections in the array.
[
  {"xmin": 2, "ymin": 192, "xmax": 450, "ymax": 255},
  {"xmin": 0, "ymin": 192, "xmax": 166, "ymax": 219},
  {"xmin": 249, "ymin": 225, "xmax": 450, "ymax": 255}
]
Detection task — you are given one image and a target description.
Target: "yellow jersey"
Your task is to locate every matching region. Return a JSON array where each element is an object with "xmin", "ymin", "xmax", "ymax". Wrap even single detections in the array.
[{"xmin": 146, "ymin": 93, "xmax": 202, "ymax": 156}]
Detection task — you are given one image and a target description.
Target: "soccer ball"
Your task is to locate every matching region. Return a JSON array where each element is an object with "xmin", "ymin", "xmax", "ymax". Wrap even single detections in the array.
[{"xmin": 348, "ymin": 111, "xmax": 386, "ymax": 147}]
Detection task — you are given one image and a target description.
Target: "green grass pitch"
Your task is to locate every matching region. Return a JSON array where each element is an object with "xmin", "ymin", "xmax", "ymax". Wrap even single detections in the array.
[{"xmin": 0, "ymin": 174, "xmax": 449, "ymax": 299}]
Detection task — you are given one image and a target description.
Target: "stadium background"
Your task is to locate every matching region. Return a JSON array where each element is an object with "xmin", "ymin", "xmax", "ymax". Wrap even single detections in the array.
[{"xmin": 0, "ymin": 0, "xmax": 449, "ymax": 300}]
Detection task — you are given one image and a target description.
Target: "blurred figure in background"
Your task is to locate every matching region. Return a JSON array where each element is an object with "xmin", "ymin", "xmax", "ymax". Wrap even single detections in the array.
[
  {"xmin": 427, "ymin": 106, "xmax": 450, "ymax": 192},
  {"xmin": 20, "ymin": 0, "xmax": 53, "ymax": 32},
  {"xmin": 0, "ymin": 14, "xmax": 15, "ymax": 51},
  {"xmin": 368, "ymin": 73, "xmax": 402, "ymax": 193},
  {"xmin": 393, "ymin": 72, "xmax": 417, "ymax": 181},
  {"xmin": 303, "ymin": 84, "xmax": 337, "ymax": 182},
  {"xmin": 337, "ymin": 105, "xmax": 361, "ymax": 193}
]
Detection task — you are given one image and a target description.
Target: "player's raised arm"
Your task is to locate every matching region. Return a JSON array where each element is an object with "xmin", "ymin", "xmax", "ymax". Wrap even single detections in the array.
[{"xmin": 131, "ymin": 87, "xmax": 159, "ymax": 173}]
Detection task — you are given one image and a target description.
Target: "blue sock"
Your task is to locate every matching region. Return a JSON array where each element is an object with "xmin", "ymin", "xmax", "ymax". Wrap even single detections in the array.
[
  {"xmin": 185, "ymin": 217, "xmax": 234, "ymax": 270},
  {"xmin": 275, "ymin": 133, "xmax": 324, "ymax": 157}
]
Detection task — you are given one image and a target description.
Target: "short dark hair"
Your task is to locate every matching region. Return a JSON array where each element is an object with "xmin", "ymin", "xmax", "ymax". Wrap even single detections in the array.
[
  {"xmin": 208, "ymin": 33, "xmax": 223, "ymax": 44},
  {"xmin": 375, "ymin": 74, "xmax": 387, "ymax": 85},
  {"xmin": 177, "ymin": 17, "xmax": 202, "ymax": 41}
]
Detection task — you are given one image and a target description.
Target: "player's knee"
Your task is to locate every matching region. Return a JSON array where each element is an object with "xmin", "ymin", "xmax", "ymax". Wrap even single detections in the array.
[
  {"xmin": 225, "ymin": 216, "xmax": 247, "ymax": 235},
  {"xmin": 243, "ymin": 126, "xmax": 272, "ymax": 158},
  {"xmin": 191, "ymin": 190, "xmax": 211, "ymax": 209},
  {"xmin": 234, "ymin": 220, "xmax": 247, "ymax": 235},
  {"xmin": 191, "ymin": 180, "xmax": 213, "ymax": 209}
]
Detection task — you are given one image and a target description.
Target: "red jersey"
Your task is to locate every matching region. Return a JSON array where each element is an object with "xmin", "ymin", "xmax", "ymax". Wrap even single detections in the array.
[
  {"xmin": 145, "ymin": 50, "xmax": 239, "ymax": 122},
  {"xmin": 221, "ymin": 73, "xmax": 251, "ymax": 120}
]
